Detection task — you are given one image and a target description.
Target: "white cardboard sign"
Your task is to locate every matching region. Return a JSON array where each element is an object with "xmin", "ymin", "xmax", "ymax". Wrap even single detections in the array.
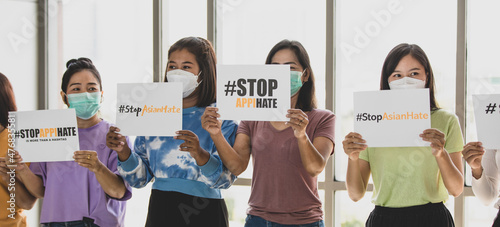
[
  {"xmin": 116, "ymin": 83, "xmax": 182, "ymax": 136},
  {"xmin": 217, "ymin": 65, "xmax": 291, "ymax": 121},
  {"xmin": 473, "ymin": 94, "xmax": 500, "ymax": 149},
  {"xmin": 353, "ymin": 89, "xmax": 431, "ymax": 147},
  {"xmin": 9, "ymin": 109, "xmax": 80, "ymax": 162}
]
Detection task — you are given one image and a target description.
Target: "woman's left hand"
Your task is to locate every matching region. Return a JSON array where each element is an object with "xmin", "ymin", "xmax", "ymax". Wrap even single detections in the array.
[
  {"xmin": 74, "ymin": 150, "xmax": 104, "ymax": 173},
  {"xmin": 175, "ymin": 130, "xmax": 204, "ymax": 157},
  {"xmin": 420, "ymin": 129, "xmax": 446, "ymax": 156},
  {"xmin": 286, "ymin": 109, "xmax": 309, "ymax": 139}
]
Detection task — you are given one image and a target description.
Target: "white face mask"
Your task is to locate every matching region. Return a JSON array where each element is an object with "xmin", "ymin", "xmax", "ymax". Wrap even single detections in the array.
[
  {"xmin": 389, "ymin": 77, "xmax": 425, "ymax": 90},
  {"xmin": 166, "ymin": 69, "xmax": 201, "ymax": 98}
]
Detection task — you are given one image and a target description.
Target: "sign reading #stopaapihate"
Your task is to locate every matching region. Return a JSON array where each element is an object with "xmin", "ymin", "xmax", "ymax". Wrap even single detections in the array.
[
  {"xmin": 217, "ymin": 65, "xmax": 291, "ymax": 121},
  {"xmin": 116, "ymin": 83, "xmax": 182, "ymax": 136},
  {"xmin": 354, "ymin": 89, "xmax": 431, "ymax": 147},
  {"xmin": 10, "ymin": 109, "xmax": 80, "ymax": 162}
]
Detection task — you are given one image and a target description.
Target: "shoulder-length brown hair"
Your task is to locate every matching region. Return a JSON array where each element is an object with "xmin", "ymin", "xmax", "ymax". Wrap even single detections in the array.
[
  {"xmin": 380, "ymin": 43, "xmax": 439, "ymax": 111},
  {"xmin": 0, "ymin": 73, "xmax": 17, "ymax": 128},
  {"xmin": 265, "ymin": 39, "xmax": 317, "ymax": 111},
  {"xmin": 165, "ymin": 37, "xmax": 217, "ymax": 107}
]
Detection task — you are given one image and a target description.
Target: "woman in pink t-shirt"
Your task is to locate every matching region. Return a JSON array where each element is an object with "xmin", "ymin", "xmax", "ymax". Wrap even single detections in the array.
[{"xmin": 202, "ymin": 39, "xmax": 335, "ymax": 226}]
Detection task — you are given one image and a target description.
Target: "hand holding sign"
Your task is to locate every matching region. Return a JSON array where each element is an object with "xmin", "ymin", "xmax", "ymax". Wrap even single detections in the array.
[
  {"xmin": 201, "ymin": 107, "xmax": 223, "ymax": 136},
  {"xmin": 286, "ymin": 109, "xmax": 309, "ymax": 139},
  {"xmin": 74, "ymin": 150, "xmax": 104, "ymax": 173},
  {"xmin": 342, "ymin": 132, "xmax": 367, "ymax": 161},
  {"xmin": 174, "ymin": 130, "xmax": 209, "ymax": 166},
  {"xmin": 462, "ymin": 142, "xmax": 484, "ymax": 170},
  {"xmin": 420, "ymin": 129, "xmax": 446, "ymax": 157},
  {"xmin": 3, "ymin": 150, "xmax": 28, "ymax": 173},
  {"xmin": 106, "ymin": 126, "xmax": 131, "ymax": 162}
]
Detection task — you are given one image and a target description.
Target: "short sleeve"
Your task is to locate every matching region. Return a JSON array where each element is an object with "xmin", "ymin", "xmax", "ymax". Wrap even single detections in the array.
[
  {"xmin": 443, "ymin": 113, "xmax": 464, "ymax": 154},
  {"xmin": 311, "ymin": 110, "xmax": 336, "ymax": 155},
  {"xmin": 359, "ymin": 148, "xmax": 369, "ymax": 162},
  {"xmin": 29, "ymin": 162, "xmax": 48, "ymax": 187},
  {"xmin": 237, "ymin": 121, "xmax": 252, "ymax": 137}
]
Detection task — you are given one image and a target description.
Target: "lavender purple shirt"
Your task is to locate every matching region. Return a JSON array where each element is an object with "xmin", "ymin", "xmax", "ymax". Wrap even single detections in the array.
[
  {"xmin": 30, "ymin": 120, "xmax": 132, "ymax": 227},
  {"xmin": 238, "ymin": 109, "xmax": 335, "ymax": 225}
]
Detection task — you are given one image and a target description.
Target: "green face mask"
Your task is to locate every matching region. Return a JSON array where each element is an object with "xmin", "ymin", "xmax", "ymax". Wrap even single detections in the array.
[
  {"xmin": 67, "ymin": 92, "xmax": 101, "ymax": 120},
  {"xmin": 291, "ymin": 70, "xmax": 304, "ymax": 96}
]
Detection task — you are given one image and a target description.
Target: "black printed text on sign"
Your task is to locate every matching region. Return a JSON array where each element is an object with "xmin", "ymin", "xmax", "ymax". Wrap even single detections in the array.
[
  {"xmin": 353, "ymin": 89, "xmax": 430, "ymax": 147},
  {"xmin": 116, "ymin": 83, "xmax": 183, "ymax": 136},
  {"xmin": 9, "ymin": 109, "xmax": 80, "ymax": 162},
  {"xmin": 217, "ymin": 65, "xmax": 290, "ymax": 121},
  {"xmin": 473, "ymin": 94, "xmax": 500, "ymax": 149}
]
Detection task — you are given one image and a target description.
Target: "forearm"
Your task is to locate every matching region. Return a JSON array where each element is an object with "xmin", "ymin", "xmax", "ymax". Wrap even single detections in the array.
[
  {"xmin": 346, "ymin": 158, "xmax": 368, "ymax": 201},
  {"xmin": 211, "ymin": 133, "xmax": 247, "ymax": 176},
  {"xmin": 297, "ymin": 135, "xmax": 327, "ymax": 177},
  {"xmin": 13, "ymin": 182, "xmax": 37, "ymax": 210},
  {"xmin": 190, "ymin": 148, "xmax": 210, "ymax": 166},
  {"xmin": 16, "ymin": 170, "xmax": 44, "ymax": 198},
  {"xmin": 95, "ymin": 166, "xmax": 127, "ymax": 199},
  {"xmin": 435, "ymin": 152, "xmax": 464, "ymax": 196}
]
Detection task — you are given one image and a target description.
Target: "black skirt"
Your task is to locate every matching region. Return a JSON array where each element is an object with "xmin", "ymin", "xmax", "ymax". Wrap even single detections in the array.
[
  {"xmin": 366, "ymin": 202, "xmax": 454, "ymax": 227},
  {"xmin": 145, "ymin": 189, "xmax": 229, "ymax": 227},
  {"xmin": 493, "ymin": 208, "xmax": 500, "ymax": 227}
]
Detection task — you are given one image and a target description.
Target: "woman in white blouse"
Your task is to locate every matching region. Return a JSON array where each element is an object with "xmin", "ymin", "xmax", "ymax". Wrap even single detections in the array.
[{"xmin": 462, "ymin": 142, "xmax": 500, "ymax": 226}]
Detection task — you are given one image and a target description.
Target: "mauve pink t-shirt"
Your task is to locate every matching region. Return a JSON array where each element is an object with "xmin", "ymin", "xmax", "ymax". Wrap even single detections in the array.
[{"xmin": 237, "ymin": 109, "xmax": 335, "ymax": 225}]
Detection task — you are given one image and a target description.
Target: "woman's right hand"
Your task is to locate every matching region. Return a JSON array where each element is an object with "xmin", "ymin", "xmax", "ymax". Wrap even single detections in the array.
[
  {"xmin": 342, "ymin": 132, "xmax": 367, "ymax": 161},
  {"xmin": 201, "ymin": 107, "xmax": 222, "ymax": 136},
  {"xmin": 106, "ymin": 126, "xmax": 131, "ymax": 161},
  {"xmin": 462, "ymin": 142, "xmax": 484, "ymax": 170}
]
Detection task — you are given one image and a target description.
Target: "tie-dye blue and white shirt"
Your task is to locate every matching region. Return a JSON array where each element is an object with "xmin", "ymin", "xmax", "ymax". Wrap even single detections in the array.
[{"xmin": 117, "ymin": 105, "xmax": 238, "ymax": 199}]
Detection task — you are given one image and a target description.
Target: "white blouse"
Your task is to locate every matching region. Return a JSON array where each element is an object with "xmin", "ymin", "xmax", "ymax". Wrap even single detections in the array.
[{"xmin": 472, "ymin": 149, "xmax": 500, "ymax": 208}]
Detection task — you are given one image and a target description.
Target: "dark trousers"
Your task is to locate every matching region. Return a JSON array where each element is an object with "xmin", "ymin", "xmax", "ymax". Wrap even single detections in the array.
[
  {"xmin": 366, "ymin": 202, "xmax": 454, "ymax": 227},
  {"xmin": 145, "ymin": 189, "xmax": 229, "ymax": 227},
  {"xmin": 493, "ymin": 208, "xmax": 500, "ymax": 227}
]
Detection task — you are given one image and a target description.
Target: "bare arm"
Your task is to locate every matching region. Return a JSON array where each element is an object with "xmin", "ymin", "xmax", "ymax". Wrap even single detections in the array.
[
  {"xmin": 74, "ymin": 151, "xmax": 127, "ymax": 199},
  {"xmin": 0, "ymin": 157, "xmax": 37, "ymax": 209},
  {"xmin": 343, "ymin": 132, "xmax": 371, "ymax": 201},
  {"xmin": 287, "ymin": 109, "xmax": 334, "ymax": 177},
  {"xmin": 421, "ymin": 129, "xmax": 464, "ymax": 197},
  {"xmin": 202, "ymin": 107, "xmax": 251, "ymax": 176}
]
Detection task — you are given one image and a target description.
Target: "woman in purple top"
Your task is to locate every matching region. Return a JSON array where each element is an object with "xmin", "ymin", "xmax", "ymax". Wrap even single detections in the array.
[
  {"xmin": 202, "ymin": 40, "xmax": 336, "ymax": 226},
  {"xmin": 11, "ymin": 58, "xmax": 132, "ymax": 227}
]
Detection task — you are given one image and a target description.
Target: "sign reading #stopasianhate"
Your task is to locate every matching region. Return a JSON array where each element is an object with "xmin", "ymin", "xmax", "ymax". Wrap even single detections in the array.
[
  {"xmin": 116, "ymin": 83, "xmax": 182, "ymax": 136},
  {"xmin": 353, "ymin": 89, "xmax": 431, "ymax": 147},
  {"xmin": 217, "ymin": 65, "xmax": 291, "ymax": 121},
  {"xmin": 10, "ymin": 109, "xmax": 80, "ymax": 162},
  {"xmin": 473, "ymin": 94, "xmax": 500, "ymax": 149}
]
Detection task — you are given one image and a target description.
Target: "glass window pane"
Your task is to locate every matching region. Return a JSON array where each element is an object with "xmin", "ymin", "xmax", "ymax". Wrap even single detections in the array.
[
  {"xmin": 335, "ymin": 191, "xmax": 374, "ymax": 226},
  {"xmin": 464, "ymin": 196, "xmax": 498, "ymax": 227},
  {"xmin": 0, "ymin": 0, "xmax": 38, "ymax": 111},
  {"xmin": 48, "ymin": 0, "xmax": 153, "ymax": 122},
  {"xmin": 216, "ymin": 0, "xmax": 327, "ymax": 181},
  {"xmin": 465, "ymin": 0, "xmax": 500, "ymax": 186},
  {"xmin": 222, "ymin": 185, "xmax": 251, "ymax": 227},
  {"xmin": 47, "ymin": 1, "xmax": 153, "ymax": 226},
  {"xmin": 162, "ymin": 0, "xmax": 207, "ymax": 77},
  {"xmin": 334, "ymin": 0, "xmax": 457, "ymax": 181}
]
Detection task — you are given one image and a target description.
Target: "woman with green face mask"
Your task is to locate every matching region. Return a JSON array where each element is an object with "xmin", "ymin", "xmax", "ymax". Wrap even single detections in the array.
[
  {"xmin": 10, "ymin": 58, "xmax": 132, "ymax": 227},
  {"xmin": 202, "ymin": 39, "xmax": 336, "ymax": 227}
]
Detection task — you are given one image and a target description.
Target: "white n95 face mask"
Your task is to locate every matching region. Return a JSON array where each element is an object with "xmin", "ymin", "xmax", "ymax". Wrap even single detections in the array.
[
  {"xmin": 389, "ymin": 77, "xmax": 425, "ymax": 90},
  {"xmin": 166, "ymin": 69, "xmax": 201, "ymax": 98}
]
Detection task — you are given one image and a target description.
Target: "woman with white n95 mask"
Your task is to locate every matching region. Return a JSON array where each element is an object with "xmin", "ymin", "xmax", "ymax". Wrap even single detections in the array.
[
  {"xmin": 106, "ymin": 37, "xmax": 238, "ymax": 227},
  {"xmin": 343, "ymin": 43, "xmax": 464, "ymax": 227}
]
